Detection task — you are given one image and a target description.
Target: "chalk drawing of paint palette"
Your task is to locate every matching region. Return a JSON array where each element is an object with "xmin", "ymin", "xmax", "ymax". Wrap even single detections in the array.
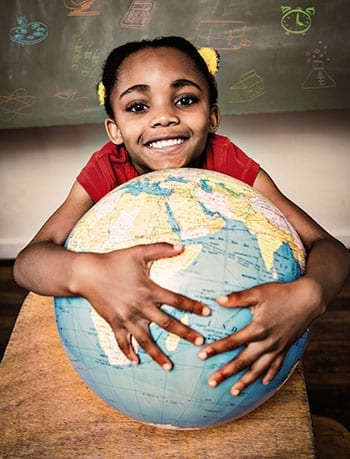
[{"xmin": 9, "ymin": 16, "xmax": 48, "ymax": 45}]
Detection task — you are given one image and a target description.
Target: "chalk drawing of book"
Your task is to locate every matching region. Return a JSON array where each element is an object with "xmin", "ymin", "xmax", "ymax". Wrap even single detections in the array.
[
  {"xmin": 302, "ymin": 60, "xmax": 336, "ymax": 89},
  {"xmin": 120, "ymin": 0, "xmax": 156, "ymax": 29},
  {"xmin": 191, "ymin": 20, "xmax": 251, "ymax": 50},
  {"xmin": 229, "ymin": 70, "xmax": 265, "ymax": 103}
]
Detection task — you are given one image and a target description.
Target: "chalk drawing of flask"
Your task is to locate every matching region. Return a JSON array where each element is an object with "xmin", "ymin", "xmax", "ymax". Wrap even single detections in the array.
[{"xmin": 302, "ymin": 60, "xmax": 336, "ymax": 89}]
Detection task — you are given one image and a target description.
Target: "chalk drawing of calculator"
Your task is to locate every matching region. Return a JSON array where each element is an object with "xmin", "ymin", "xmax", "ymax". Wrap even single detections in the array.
[{"xmin": 120, "ymin": 1, "xmax": 156, "ymax": 28}]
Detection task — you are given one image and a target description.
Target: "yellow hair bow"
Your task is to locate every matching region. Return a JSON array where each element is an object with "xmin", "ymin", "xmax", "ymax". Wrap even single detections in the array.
[
  {"xmin": 97, "ymin": 81, "xmax": 106, "ymax": 106},
  {"xmin": 198, "ymin": 47, "xmax": 220, "ymax": 76}
]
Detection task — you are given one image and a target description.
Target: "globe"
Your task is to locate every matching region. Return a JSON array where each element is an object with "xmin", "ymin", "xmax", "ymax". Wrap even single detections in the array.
[{"xmin": 54, "ymin": 168, "xmax": 308, "ymax": 429}]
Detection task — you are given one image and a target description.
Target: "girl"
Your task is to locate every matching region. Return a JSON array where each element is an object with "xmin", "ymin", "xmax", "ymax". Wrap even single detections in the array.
[{"xmin": 14, "ymin": 36, "xmax": 349, "ymax": 396}]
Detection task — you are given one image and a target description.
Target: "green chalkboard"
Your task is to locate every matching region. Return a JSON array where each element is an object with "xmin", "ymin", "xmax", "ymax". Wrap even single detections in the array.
[{"xmin": 1, "ymin": 0, "xmax": 350, "ymax": 128}]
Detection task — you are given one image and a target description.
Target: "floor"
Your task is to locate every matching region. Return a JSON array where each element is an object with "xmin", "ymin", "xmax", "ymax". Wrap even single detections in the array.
[{"xmin": 1, "ymin": 259, "xmax": 349, "ymax": 434}]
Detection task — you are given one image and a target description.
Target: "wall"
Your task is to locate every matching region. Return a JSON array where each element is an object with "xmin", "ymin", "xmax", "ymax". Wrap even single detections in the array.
[
  {"xmin": 0, "ymin": 109, "xmax": 349, "ymax": 259},
  {"xmin": 3, "ymin": 1, "xmax": 350, "ymax": 129}
]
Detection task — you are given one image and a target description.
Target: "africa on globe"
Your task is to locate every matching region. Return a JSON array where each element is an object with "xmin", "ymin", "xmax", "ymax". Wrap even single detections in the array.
[{"xmin": 54, "ymin": 168, "xmax": 308, "ymax": 429}]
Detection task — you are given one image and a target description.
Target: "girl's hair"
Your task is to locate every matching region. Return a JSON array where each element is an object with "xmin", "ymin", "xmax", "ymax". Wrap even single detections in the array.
[{"xmin": 100, "ymin": 36, "xmax": 218, "ymax": 118}]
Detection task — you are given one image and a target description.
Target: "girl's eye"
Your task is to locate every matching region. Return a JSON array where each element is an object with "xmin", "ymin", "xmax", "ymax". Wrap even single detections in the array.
[
  {"xmin": 176, "ymin": 95, "xmax": 198, "ymax": 106},
  {"xmin": 126, "ymin": 102, "xmax": 148, "ymax": 113}
]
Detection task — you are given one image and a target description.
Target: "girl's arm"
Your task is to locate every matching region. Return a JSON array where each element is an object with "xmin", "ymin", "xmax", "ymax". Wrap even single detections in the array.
[
  {"xmin": 14, "ymin": 181, "xmax": 94, "ymax": 296},
  {"xmin": 14, "ymin": 181, "xmax": 210, "ymax": 370},
  {"xmin": 199, "ymin": 168, "xmax": 349, "ymax": 395},
  {"xmin": 255, "ymin": 169, "xmax": 349, "ymax": 306}
]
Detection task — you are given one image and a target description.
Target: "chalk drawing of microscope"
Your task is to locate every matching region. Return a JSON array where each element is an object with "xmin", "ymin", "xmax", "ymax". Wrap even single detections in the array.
[{"xmin": 190, "ymin": 20, "xmax": 251, "ymax": 50}]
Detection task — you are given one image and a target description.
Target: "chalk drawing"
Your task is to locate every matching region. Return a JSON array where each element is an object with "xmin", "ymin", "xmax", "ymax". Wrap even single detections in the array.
[
  {"xmin": 64, "ymin": 0, "xmax": 100, "ymax": 16},
  {"xmin": 281, "ymin": 6, "xmax": 315, "ymax": 35},
  {"xmin": 120, "ymin": 0, "xmax": 156, "ymax": 29},
  {"xmin": 54, "ymin": 90, "xmax": 88, "ymax": 119},
  {"xmin": 189, "ymin": 20, "xmax": 251, "ymax": 51},
  {"xmin": 229, "ymin": 70, "xmax": 265, "ymax": 103},
  {"xmin": 9, "ymin": 16, "xmax": 48, "ymax": 45},
  {"xmin": 0, "ymin": 88, "xmax": 37, "ymax": 121},
  {"xmin": 72, "ymin": 36, "xmax": 100, "ymax": 79},
  {"xmin": 303, "ymin": 41, "xmax": 336, "ymax": 89}
]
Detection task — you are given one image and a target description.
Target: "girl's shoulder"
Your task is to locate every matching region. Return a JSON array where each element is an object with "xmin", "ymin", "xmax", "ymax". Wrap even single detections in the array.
[{"xmin": 205, "ymin": 134, "xmax": 259, "ymax": 186}]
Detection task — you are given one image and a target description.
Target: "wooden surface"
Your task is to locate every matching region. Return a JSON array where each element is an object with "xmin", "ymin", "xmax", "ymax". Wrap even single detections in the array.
[{"xmin": 0, "ymin": 293, "xmax": 315, "ymax": 458}]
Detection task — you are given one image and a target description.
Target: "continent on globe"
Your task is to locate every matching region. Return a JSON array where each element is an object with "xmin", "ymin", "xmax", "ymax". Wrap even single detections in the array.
[{"xmin": 55, "ymin": 168, "xmax": 308, "ymax": 429}]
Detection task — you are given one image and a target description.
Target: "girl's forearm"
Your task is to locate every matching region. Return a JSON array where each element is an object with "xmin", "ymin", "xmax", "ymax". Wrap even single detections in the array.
[
  {"xmin": 14, "ymin": 242, "xmax": 86, "ymax": 297},
  {"xmin": 303, "ymin": 237, "xmax": 349, "ymax": 314}
]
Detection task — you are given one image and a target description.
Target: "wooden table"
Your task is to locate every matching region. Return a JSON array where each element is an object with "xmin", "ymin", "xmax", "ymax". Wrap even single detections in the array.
[{"xmin": 0, "ymin": 293, "xmax": 315, "ymax": 458}]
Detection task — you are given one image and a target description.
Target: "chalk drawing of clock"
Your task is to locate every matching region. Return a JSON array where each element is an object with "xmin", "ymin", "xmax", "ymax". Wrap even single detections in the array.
[{"xmin": 281, "ymin": 6, "xmax": 315, "ymax": 35}]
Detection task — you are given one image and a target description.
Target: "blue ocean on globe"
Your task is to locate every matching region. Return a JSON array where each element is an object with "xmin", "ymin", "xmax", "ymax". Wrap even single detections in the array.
[{"xmin": 54, "ymin": 168, "xmax": 308, "ymax": 429}]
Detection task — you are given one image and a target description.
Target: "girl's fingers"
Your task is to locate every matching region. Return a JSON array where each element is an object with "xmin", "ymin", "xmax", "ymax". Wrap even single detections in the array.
[
  {"xmin": 198, "ymin": 321, "xmax": 267, "ymax": 360},
  {"xmin": 205, "ymin": 344, "xmax": 285, "ymax": 396},
  {"xmin": 113, "ymin": 321, "xmax": 173, "ymax": 370},
  {"xmin": 261, "ymin": 355, "xmax": 285, "ymax": 386},
  {"xmin": 206, "ymin": 341, "xmax": 263, "ymax": 388},
  {"xmin": 125, "ymin": 320, "xmax": 175, "ymax": 371},
  {"xmin": 144, "ymin": 305, "xmax": 205, "ymax": 347},
  {"xmin": 155, "ymin": 284, "xmax": 211, "ymax": 317},
  {"xmin": 113, "ymin": 306, "xmax": 205, "ymax": 371},
  {"xmin": 216, "ymin": 288, "xmax": 258, "ymax": 308},
  {"xmin": 113, "ymin": 328, "xmax": 139, "ymax": 365},
  {"xmin": 138, "ymin": 242, "xmax": 185, "ymax": 264},
  {"xmin": 229, "ymin": 353, "xmax": 285, "ymax": 396},
  {"xmin": 134, "ymin": 331, "xmax": 173, "ymax": 371}
]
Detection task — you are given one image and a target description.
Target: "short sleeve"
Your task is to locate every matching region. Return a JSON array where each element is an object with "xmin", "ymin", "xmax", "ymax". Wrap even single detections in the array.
[
  {"xmin": 205, "ymin": 135, "xmax": 260, "ymax": 186},
  {"xmin": 76, "ymin": 142, "xmax": 139, "ymax": 202},
  {"xmin": 77, "ymin": 149, "xmax": 117, "ymax": 202}
]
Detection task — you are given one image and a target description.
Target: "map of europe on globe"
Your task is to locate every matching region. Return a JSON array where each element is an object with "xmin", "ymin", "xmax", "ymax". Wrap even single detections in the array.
[{"xmin": 54, "ymin": 168, "xmax": 308, "ymax": 429}]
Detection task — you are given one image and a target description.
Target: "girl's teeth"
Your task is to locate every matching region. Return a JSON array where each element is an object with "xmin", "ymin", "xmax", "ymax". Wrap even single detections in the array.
[{"xmin": 149, "ymin": 138, "xmax": 184, "ymax": 149}]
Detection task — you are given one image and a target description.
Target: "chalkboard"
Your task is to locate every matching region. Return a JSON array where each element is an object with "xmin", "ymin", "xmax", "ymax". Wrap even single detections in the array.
[{"xmin": 1, "ymin": 0, "xmax": 350, "ymax": 128}]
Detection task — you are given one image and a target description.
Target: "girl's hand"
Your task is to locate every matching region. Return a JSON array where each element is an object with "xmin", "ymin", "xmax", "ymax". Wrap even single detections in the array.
[
  {"xmin": 75, "ymin": 242, "xmax": 210, "ymax": 371},
  {"xmin": 198, "ymin": 277, "xmax": 322, "ymax": 395}
]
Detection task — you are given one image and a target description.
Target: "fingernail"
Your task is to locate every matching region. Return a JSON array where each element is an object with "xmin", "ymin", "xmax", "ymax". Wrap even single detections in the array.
[
  {"xmin": 209, "ymin": 379, "xmax": 217, "ymax": 387},
  {"xmin": 263, "ymin": 378, "xmax": 271, "ymax": 386},
  {"xmin": 173, "ymin": 244, "xmax": 184, "ymax": 251},
  {"xmin": 195, "ymin": 336, "xmax": 204, "ymax": 346},
  {"xmin": 198, "ymin": 350, "xmax": 207, "ymax": 360},
  {"xmin": 231, "ymin": 388, "xmax": 241, "ymax": 396},
  {"xmin": 217, "ymin": 295, "xmax": 229, "ymax": 303},
  {"xmin": 202, "ymin": 306, "xmax": 211, "ymax": 316},
  {"xmin": 162, "ymin": 362, "xmax": 172, "ymax": 371}
]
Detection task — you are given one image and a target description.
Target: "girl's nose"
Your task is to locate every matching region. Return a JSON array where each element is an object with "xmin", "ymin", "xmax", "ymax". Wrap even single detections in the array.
[{"xmin": 150, "ymin": 110, "xmax": 180, "ymax": 128}]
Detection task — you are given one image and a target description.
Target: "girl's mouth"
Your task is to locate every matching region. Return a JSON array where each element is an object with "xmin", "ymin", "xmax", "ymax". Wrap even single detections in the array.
[{"xmin": 146, "ymin": 137, "xmax": 186, "ymax": 149}]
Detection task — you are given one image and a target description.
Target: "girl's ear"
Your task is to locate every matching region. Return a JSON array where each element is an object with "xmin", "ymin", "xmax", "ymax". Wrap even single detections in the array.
[
  {"xmin": 105, "ymin": 118, "xmax": 124, "ymax": 145},
  {"xmin": 208, "ymin": 105, "xmax": 220, "ymax": 133}
]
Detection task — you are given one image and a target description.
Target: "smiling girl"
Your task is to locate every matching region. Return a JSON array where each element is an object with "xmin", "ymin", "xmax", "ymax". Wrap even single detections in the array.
[{"xmin": 14, "ymin": 36, "xmax": 349, "ymax": 396}]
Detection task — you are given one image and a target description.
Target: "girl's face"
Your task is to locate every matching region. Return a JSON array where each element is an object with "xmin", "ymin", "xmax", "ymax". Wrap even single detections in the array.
[{"xmin": 105, "ymin": 47, "xmax": 220, "ymax": 174}]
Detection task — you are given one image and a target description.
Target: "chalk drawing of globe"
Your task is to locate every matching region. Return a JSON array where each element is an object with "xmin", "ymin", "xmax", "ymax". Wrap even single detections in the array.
[{"xmin": 54, "ymin": 168, "xmax": 308, "ymax": 429}]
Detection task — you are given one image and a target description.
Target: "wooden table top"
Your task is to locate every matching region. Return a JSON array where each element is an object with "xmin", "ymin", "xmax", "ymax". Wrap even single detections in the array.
[{"xmin": 0, "ymin": 293, "xmax": 315, "ymax": 458}]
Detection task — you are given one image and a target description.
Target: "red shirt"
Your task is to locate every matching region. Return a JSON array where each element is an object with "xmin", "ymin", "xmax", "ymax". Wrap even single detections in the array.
[{"xmin": 77, "ymin": 134, "xmax": 260, "ymax": 202}]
